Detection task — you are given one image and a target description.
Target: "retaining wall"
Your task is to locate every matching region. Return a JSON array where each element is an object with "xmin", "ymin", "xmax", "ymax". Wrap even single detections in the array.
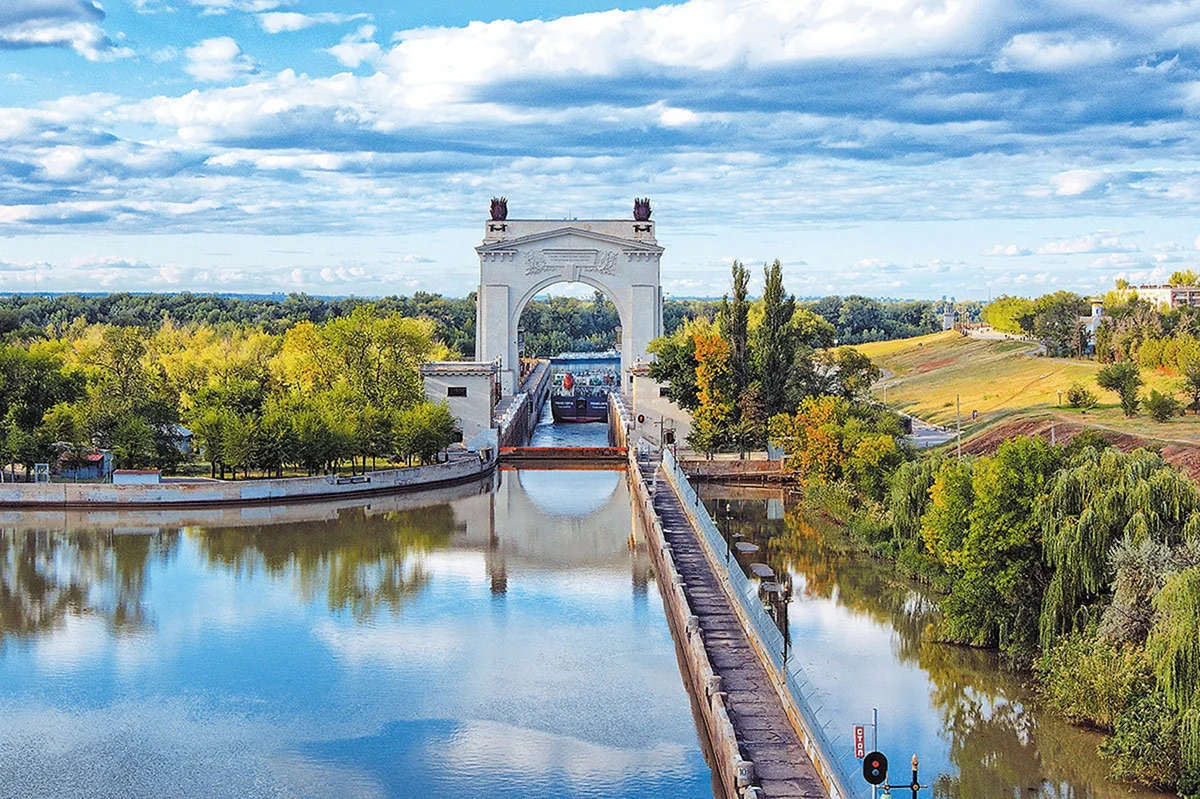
[
  {"xmin": 0, "ymin": 452, "xmax": 495, "ymax": 509},
  {"xmin": 680, "ymin": 459, "xmax": 784, "ymax": 482},
  {"xmin": 628, "ymin": 449, "xmax": 758, "ymax": 799}
]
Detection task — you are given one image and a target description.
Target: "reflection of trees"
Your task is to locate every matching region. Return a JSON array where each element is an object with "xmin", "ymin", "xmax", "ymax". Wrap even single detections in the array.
[
  {"xmin": 193, "ymin": 505, "xmax": 457, "ymax": 620},
  {"xmin": 766, "ymin": 504, "xmax": 1149, "ymax": 799},
  {"xmin": 0, "ymin": 529, "xmax": 177, "ymax": 645}
]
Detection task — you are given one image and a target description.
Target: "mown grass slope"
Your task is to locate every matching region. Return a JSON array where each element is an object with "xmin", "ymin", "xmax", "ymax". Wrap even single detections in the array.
[{"xmin": 854, "ymin": 331, "xmax": 1200, "ymax": 445}]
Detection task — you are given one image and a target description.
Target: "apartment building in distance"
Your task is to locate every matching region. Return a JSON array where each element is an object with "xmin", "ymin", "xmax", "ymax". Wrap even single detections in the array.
[{"xmin": 1134, "ymin": 284, "xmax": 1200, "ymax": 310}]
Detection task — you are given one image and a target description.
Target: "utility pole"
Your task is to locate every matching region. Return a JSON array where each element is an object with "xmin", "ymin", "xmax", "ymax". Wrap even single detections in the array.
[
  {"xmin": 956, "ymin": 394, "xmax": 962, "ymax": 460},
  {"xmin": 1051, "ymin": 417, "xmax": 1056, "ymax": 446}
]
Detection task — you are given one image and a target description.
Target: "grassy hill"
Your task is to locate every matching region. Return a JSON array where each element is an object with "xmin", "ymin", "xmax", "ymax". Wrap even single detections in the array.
[{"xmin": 854, "ymin": 331, "xmax": 1200, "ymax": 446}]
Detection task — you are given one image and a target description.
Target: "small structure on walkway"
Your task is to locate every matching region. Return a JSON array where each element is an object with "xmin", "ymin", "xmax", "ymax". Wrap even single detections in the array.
[{"xmin": 113, "ymin": 469, "xmax": 161, "ymax": 485}]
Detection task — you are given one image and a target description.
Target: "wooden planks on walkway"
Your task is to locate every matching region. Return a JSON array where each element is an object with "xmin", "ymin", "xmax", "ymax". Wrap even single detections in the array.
[{"xmin": 639, "ymin": 458, "xmax": 827, "ymax": 799}]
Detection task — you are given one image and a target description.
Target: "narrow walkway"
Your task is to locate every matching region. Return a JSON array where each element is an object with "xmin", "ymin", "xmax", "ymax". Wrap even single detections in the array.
[{"xmin": 639, "ymin": 458, "xmax": 826, "ymax": 799}]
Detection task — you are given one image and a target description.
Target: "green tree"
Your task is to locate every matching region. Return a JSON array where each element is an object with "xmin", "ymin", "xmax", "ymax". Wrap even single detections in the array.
[
  {"xmin": 1039, "ymin": 447, "xmax": 1200, "ymax": 649},
  {"xmin": 397, "ymin": 402, "xmax": 457, "ymax": 464},
  {"xmin": 1097, "ymin": 361, "xmax": 1143, "ymax": 416},
  {"xmin": 1170, "ymin": 270, "xmax": 1200, "ymax": 287},
  {"xmin": 1148, "ymin": 567, "xmax": 1200, "ymax": 777},
  {"xmin": 1145, "ymin": 389, "xmax": 1183, "ymax": 422},
  {"xmin": 938, "ymin": 437, "xmax": 1060, "ymax": 659},
  {"xmin": 1031, "ymin": 291, "xmax": 1089, "ymax": 357},
  {"xmin": 647, "ymin": 319, "xmax": 701, "ymax": 411},
  {"xmin": 688, "ymin": 329, "xmax": 735, "ymax": 456},
  {"xmin": 1184, "ymin": 358, "xmax": 1200, "ymax": 414},
  {"xmin": 720, "ymin": 260, "xmax": 751, "ymax": 399},
  {"xmin": 756, "ymin": 260, "xmax": 795, "ymax": 418}
]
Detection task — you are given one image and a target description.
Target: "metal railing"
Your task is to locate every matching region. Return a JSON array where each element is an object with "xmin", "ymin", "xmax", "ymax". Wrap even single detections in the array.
[{"xmin": 663, "ymin": 448, "xmax": 865, "ymax": 799}]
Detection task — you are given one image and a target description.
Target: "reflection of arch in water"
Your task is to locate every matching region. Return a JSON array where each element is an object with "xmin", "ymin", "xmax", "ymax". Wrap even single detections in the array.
[{"xmin": 515, "ymin": 469, "xmax": 620, "ymax": 518}]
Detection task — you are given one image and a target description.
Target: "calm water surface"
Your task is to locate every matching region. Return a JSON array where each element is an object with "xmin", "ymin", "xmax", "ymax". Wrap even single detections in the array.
[
  {"xmin": 0, "ymin": 445, "xmax": 714, "ymax": 798},
  {"xmin": 701, "ymin": 485, "xmax": 1163, "ymax": 799}
]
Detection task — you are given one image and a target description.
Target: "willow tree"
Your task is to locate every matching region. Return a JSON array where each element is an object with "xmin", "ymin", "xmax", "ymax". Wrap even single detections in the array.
[
  {"xmin": 1148, "ymin": 567, "xmax": 1200, "ymax": 775},
  {"xmin": 889, "ymin": 455, "xmax": 943, "ymax": 546},
  {"xmin": 1040, "ymin": 446, "xmax": 1200, "ymax": 650}
]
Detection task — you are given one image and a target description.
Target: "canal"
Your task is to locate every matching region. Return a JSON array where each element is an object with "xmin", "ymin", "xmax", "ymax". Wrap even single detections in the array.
[
  {"xmin": 0, "ymin": 416, "xmax": 715, "ymax": 798},
  {"xmin": 699, "ymin": 484, "xmax": 1163, "ymax": 799}
]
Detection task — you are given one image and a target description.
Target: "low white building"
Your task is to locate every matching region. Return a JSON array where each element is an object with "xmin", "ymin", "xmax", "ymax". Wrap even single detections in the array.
[
  {"xmin": 630, "ymin": 362, "xmax": 692, "ymax": 448},
  {"xmin": 419, "ymin": 361, "xmax": 501, "ymax": 442}
]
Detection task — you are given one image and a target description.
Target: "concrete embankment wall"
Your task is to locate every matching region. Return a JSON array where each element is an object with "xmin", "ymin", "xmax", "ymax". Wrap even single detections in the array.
[
  {"xmin": 628, "ymin": 451, "xmax": 756, "ymax": 799},
  {"xmin": 680, "ymin": 459, "xmax": 784, "ymax": 483},
  {"xmin": 608, "ymin": 393, "xmax": 632, "ymax": 449},
  {"xmin": 0, "ymin": 452, "xmax": 495, "ymax": 509},
  {"xmin": 663, "ymin": 449, "xmax": 856, "ymax": 799}
]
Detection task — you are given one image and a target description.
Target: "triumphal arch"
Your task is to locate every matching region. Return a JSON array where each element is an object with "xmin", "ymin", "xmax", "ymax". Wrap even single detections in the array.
[{"xmin": 475, "ymin": 198, "xmax": 664, "ymax": 395}]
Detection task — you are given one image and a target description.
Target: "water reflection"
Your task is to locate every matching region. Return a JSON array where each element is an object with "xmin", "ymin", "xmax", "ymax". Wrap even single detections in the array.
[
  {"xmin": 700, "ymin": 485, "xmax": 1163, "ymax": 799},
  {"xmin": 0, "ymin": 470, "xmax": 713, "ymax": 799}
]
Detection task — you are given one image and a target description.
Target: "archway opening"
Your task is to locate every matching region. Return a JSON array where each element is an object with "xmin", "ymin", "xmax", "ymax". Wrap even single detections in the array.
[
  {"xmin": 517, "ymin": 283, "xmax": 624, "ymax": 445},
  {"xmin": 516, "ymin": 286, "xmax": 621, "ymax": 360}
]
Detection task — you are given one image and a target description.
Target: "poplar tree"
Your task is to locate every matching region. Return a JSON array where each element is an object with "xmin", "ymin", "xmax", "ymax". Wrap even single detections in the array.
[
  {"xmin": 726, "ymin": 261, "xmax": 750, "ymax": 398},
  {"xmin": 758, "ymin": 260, "xmax": 795, "ymax": 418}
]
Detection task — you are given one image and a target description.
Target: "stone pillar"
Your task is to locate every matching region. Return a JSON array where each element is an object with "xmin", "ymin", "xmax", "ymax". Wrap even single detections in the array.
[{"xmin": 478, "ymin": 283, "xmax": 514, "ymax": 394}]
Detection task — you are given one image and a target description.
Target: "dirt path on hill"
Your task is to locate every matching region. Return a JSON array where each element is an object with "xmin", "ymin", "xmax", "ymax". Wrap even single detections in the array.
[{"xmin": 961, "ymin": 416, "xmax": 1200, "ymax": 481}]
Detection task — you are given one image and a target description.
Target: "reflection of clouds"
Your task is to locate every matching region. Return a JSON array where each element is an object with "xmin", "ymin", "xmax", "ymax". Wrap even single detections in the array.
[
  {"xmin": 314, "ymin": 619, "xmax": 463, "ymax": 667},
  {"xmin": 439, "ymin": 719, "xmax": 696, "ymax": 788},
  {"xmin": 787, "ymin": 590, "xmax": 947, "ymax": 769},
  {"xmin": 30, "ymin": 614, "xmax": 109, "ymax": 674},
  {"xmin": 0, "ymin": 699, "xmax": 383, "ymax": 799}
]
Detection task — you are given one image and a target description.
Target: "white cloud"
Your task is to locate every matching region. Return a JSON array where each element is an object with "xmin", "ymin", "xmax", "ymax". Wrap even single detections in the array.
[
  {"xmin": 184, "ymin": 37, "xmax": 256, "ymax": 82},
  {"xmin": 0, "ymin": 0, "xmax": 133, "ymax": 61},
  {"xmin": 326, "ymin": 24, "xmax": 380, "ymax": 68},
  {"xmin": 1050, "ymin": 169, "xmax": 1108, "ymax": 197},
  {"xmin": 1037, "ymin": 231, "xmax": 1138, "ymax": 255},
  {"xmin": 380, "ymin": 0, "xmax": 994, "ymax": 106},
  {"xmin": 188, "ymin": 0, "xmax": 288, "ymax": 14},
  {"xmin": 993, "ymin": 32, "xmax": 1119, "ymax": 72},
  {"xmin": 259, "ymin": 11, "xmax": 370, "ymax": 34},
  {"xmin": 982, "ymin": 244, "xmax": 1033, "ymax": 256}
]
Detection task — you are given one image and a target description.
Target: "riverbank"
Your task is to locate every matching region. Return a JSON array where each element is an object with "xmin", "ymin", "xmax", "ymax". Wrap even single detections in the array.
[
  {"xmin": 0, "ymin": 450, "xmax": 495, "ymax": 508},
  {"xmin": 697, "ymin": 482, "xmax": 1166, "ymax": 799}
]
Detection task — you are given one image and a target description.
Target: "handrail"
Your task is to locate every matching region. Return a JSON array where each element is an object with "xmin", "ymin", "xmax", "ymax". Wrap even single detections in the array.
[{"xmin": 663, "ymin": 448, "xmax": 864, "ymax": 799}]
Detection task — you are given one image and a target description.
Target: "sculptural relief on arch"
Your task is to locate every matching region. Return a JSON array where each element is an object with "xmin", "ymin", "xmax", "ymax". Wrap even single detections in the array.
[{"xmin": 475, "ymin": 200, "xmax": 664, "ymax": 396}]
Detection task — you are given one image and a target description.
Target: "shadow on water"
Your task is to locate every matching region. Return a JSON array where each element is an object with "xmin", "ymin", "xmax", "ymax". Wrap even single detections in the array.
[{"xmin": 699, "ymin": 484, "xmax": 1165, "ymax": 799}]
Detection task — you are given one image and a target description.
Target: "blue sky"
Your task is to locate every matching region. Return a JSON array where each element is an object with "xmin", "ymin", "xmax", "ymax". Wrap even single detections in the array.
[{"xmin": 4, "ymin": 0, "xmax": 1200, "ymax": 299}]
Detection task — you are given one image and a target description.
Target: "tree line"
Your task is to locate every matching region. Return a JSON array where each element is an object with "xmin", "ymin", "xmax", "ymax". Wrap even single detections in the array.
[
  {"xmin": 0, "ymin": 305, "xmax": 459, "ymax": 479},
  {"xmin": 0, "ymin": 290, "xmax": 959, "ymax": 363}
]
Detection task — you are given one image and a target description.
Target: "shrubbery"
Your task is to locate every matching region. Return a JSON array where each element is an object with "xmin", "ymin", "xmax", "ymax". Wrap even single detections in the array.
[
  {"xmin": 1065, "ymin": 381, "xmax": 1097, "ymax": 409},
  {"xmin": 1144, "ymin": 388, "xmax": 1182, "ymax": 422}
]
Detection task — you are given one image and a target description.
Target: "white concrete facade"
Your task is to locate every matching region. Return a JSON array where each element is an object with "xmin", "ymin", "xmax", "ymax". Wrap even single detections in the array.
[
  {"xmin": 419, "ymin": 361, "xmax": 500, "ymax": 441},
  {"xmin": 475, "ymin": 218, "xmax": 664, "ymax": 395},
  {"xmin": 630, "ymin": 364, "xmax": 692, "ymax": 448}
]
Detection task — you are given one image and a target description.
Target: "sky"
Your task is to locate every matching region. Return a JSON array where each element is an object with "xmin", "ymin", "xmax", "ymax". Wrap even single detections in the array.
[{"xmin": 5, "ymin": 1, "xmax": 1200, "ymax": 300}]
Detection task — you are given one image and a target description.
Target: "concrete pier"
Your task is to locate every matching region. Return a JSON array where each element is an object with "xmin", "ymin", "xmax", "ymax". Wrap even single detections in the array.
[{"xmin": 633, "ymin": 454, "xmax": 830, "ymax": 799}]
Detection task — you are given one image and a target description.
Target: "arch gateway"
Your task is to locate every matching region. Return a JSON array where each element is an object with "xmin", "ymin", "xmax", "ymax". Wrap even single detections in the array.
[{"xmin": 475, "ymin": 202, "xmax": 664, "ymax": 396}]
